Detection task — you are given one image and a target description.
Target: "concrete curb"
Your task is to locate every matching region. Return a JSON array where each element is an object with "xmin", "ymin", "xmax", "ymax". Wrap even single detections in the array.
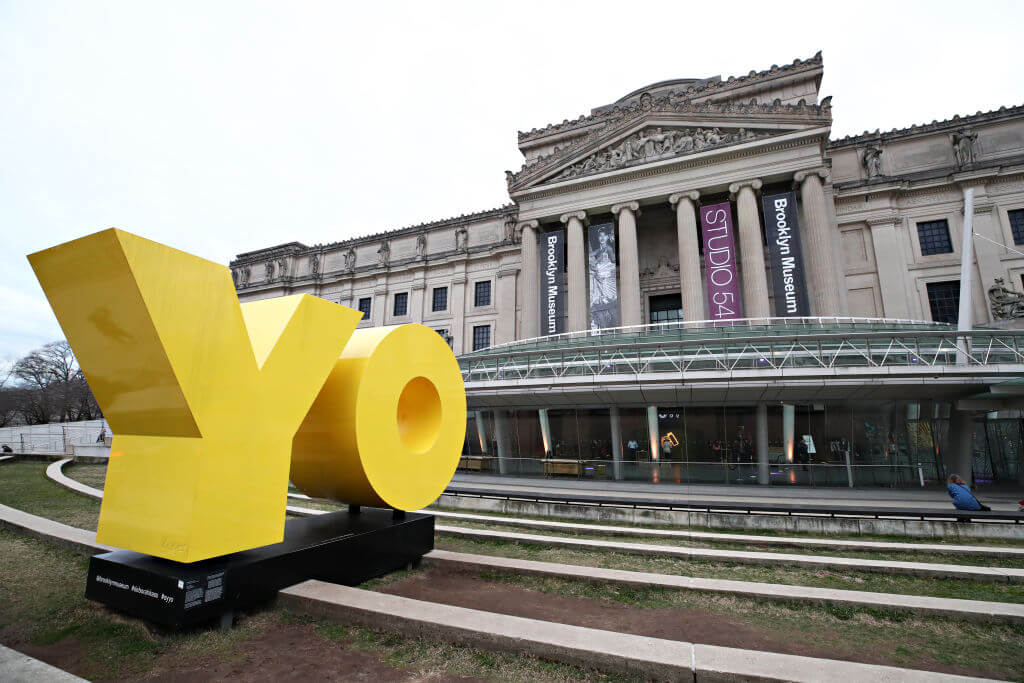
[
  {"xmin": 426, "ymin": 549, "xmax": 1024, "ymax": 624},
  {"xmin": 0, "ymin": 644, "xmax": 87, "ymax": 682},
  {"xmin": 279, "ymin": 580, "xmax": 996, "ymax": 682},
  {"xmin": 430, "ymin": 509, "xmax": 1024, "ymax": 558},
  {"xmin": 436, "ymin": 524, "xmax": 1024, "ymax": 583},
  {"xmin": 437, "ymin": 493, "xmax": 1024, "ymax": 541},
  {"xmin": 0, "ymin": 502, "xmax": 111, "ymax": 556},
  {"xmin": 0, "ymin": 455, "xmax": 13, "ymax": 464}
]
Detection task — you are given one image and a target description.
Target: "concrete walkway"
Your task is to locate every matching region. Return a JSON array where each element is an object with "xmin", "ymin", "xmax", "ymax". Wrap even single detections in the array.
[
  {"xmin": 437, "ymin": 525, "xmax": 1024, "ymax": 583},
  {"xmin": 453, "ymin": 473, "xmax": 1024, "ymax": 509},
  {"xmin": 431, "ymin": 509, "xmax": 1024, "ymax": 557},
  {"xmin": 427, "ymin": 549, "xmax": 1024, "ymax": 624},
  {"xmin": 0, "ymin": 644, "xmax": 87, "ymax": 682},
  {"xmin": 281, "ymin": 579, "xmax": 997, "ymax": 682}
]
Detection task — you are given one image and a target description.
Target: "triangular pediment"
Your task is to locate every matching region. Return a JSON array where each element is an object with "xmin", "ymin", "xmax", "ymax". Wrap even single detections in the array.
[{"xmin": 507, "ymin": 98, "xmax": 831, "ymax": 192}]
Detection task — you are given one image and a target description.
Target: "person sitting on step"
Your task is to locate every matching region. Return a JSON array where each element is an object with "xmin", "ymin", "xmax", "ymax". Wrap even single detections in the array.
[{"xmin": 947, "ymin": 474, "xmax": 990, "ymax": 511}]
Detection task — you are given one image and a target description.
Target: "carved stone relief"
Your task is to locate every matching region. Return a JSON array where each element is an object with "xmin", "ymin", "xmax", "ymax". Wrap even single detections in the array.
[
  {"xmin": 416, "ymin": 233, "xmax": 427, "ymax": 258},
  {"xmin": 455, "ymin": 227, "xmax": 468, "ymax": 252},
  {"xmin": 377, "ymin": 241, "xmax": 391, "ymax": 267},
  {"xmin": 553, "ymin": 126, "xmax": 764, "ymax": 182},
  {"xmin": 951, "ymin": 129, "xmax": 978, "ymax": 167},
  {"xmin": 344, "ymin": 247, "xmax": 356, "ymax": 271},
  {"xmin": 862, "ymin": 146, "xmax": 884, "ymax": 178},
  {"xmin": 989, "ymin": 277, "xmax": 1024, "ymax": 319}
]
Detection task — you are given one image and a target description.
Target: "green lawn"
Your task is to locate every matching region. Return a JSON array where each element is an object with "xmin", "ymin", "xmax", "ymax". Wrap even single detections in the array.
[
  {"xmin": 0, "ymin": 461, "xmax": 101, "ymax": 529},
  {"xmin": 0, "ymin": 527, "xmax": 633, "ymax": 681}
]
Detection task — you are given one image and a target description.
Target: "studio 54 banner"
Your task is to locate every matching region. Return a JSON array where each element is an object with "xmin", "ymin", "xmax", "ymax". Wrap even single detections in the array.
[
  {"xmin": 700, "ymin": 202, "xmax": 743, "ymax": 321},
  {"xmin": 540, "ymin": 229, "xmax": 565, "ymax": 335},
  {"xmin": 587, "ymin": 222, "xmax": 618, "ymax": 332},
  {"xmin": 761, "ymin": 192, "xmax": 809, "ymax": 316}
]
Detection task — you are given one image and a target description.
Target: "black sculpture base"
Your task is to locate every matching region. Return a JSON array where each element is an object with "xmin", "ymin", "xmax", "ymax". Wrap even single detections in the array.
[{"xmin": 85, "ymin": 508, "xmax": 433, "ymax": 629}]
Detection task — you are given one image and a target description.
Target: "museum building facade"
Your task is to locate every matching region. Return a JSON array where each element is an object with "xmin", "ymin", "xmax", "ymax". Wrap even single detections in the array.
[{"xmin": 232, "ymin": 53, "xmax": 1024, "ymax": 487}]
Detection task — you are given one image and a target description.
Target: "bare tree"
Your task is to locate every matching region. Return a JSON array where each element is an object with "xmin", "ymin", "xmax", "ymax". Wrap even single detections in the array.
[{"xmin": 11, "ymin": 341, "xmax": 96, "ymax": 424}]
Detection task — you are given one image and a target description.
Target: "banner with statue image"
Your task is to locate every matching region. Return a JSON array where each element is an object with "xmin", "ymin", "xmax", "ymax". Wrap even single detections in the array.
[{"xmin": 588, "ymin": 222, "xmax": 619, "ymax": 332}]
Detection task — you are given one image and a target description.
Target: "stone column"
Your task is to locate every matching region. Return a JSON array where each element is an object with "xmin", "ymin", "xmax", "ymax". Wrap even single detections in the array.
[
  {"xmin": 867, "ymin": 213, "xmax": 911, "ymax": 319},
  {"xmin": 949, "ymin": 408, "xmax": 975, "ymax": 485},
  {"xmin": 669, "ymin": 191, "xmax": 705, "ymax": 322},
  {"xmin": 410, "ymin": 278, "xmax": 426, "ymax": 323},
  {"xmin": 795, "ymin": 169, "xmax": 842, "ymax": 316},
  {"xmin": 493, "ymin": 409, "xmax": 511, "ymax": 475},
  {"xmin": 646, "ymin": 406, "xmax": 659, "ymax": 461},
  {"xmin": 756, "ymin": 403, "xmax": 769, "ymax": 485},
  {"xmin": 964, "ymin": 184, "xmax": 1001, "ymax": 323},
  {"xmin": 495, "ymin": 265, "xmax": 518, "ymax": 345},
  {"xmin": 610, "ymin": 406, "xmax": 624, "ymax": 480},
  {"xmin": 450, "ymin": 272, "xmax": 467, "ymax": 355},
  {"xmin": 538, "ymin": 408, "xmax": 552, "ymax": 457},
  {"xmin": 611, "ymin": 202, "xmax": 642, "ymax": 328},
  {"xmin": 730, "ymin": 179, "xmax": 770, "ymax": 319},
  {"xmin": 371, "ymin": 280, "xmax": 387, "ymax": 327},
  {"xmin": 518, "ymin": 221, "xmax": 540, "ymax": 339},
  {"xmin": 474, "ymin": 411, "xmax": 488, "ymax": 454},
  {"xmin": 561, "ymin": 211, "xmax": 587, "ymax": 332}
]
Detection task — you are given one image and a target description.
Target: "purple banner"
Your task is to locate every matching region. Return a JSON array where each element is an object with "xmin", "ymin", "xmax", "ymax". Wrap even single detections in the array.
[{"xmin": 700, "ymin": 202, "xmax": 743, "ymax": 321}]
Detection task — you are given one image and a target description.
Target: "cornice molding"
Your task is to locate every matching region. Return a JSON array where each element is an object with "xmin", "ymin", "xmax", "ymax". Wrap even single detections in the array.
[
  {"xmin": 514, "ymin": 133, "xmax": 827, "ymax": 204},
  {"xmin": 828, "ymin": 103, "xmax": 1024, "ymax": 149},
  {"xmin": 509, "ymin": 109, "xmax": 830, "ymax": 191},
  {"xmin": 865, "ymin": 211, "xmax": 901, "ymax": 227},
  {"xmin": 517, "ymin": 52, "xmax": 825, "ymax": 143},
  {"xmin": 231, "ymin": 204, "xmax": 517, "ymax": 266}
]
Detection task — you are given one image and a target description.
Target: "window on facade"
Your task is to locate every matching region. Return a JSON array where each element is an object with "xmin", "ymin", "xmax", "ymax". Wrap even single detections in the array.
[
  {"xmin": 474, "ymin": 281, "xmax": 492, "ymax": 307},
  {"xmin": 393, "ymin": 292, "xmax": 408, "ymax": 317},
  {"xmin": 917, "ymin": 219, "xmax": 953, "ymax": 256},
  {"xmin": 434, "ymin": 328, "xmax": 451, "ymax": 347},
  {"xmin": 649, "ymin": 293, "xmax": 683, "ymax": 323},
  {"xmin": 432, "ymin": 286, "xmax": 448, "ymax": 312},
  {"xmin": 926, "ymin": 280, "xmax": 960, "ymax": 324},
  {"xmin": 357, "ymin": 297, "xmax": 371, "ymax": 320},
  {"xmin": 1009, "ymin": 209, "xmax": 1024, "ymax": 245},
  {"xmin": 472, "ymin": 325, "xmax": 491, "ymax": 351}
]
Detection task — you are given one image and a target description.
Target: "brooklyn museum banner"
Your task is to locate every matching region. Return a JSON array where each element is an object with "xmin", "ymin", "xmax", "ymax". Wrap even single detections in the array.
[
  {"xmin": 762, "ymin": 191, "xmax": 810, "ymax": 316},
  {"xmin": 540, "ymin": 229, "xmax": 565, "ymax": 335}
]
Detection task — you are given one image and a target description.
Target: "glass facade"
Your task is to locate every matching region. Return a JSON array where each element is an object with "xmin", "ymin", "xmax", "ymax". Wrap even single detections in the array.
[{"xmin": 460, "ymin": 403, "xmax": 1024, "ymax": 488}]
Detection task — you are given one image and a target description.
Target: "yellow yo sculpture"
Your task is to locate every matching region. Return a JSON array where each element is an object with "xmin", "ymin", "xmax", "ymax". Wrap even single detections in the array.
[
  {"xmin": 29, "ymin": 229, "xmax": 466, "ymax": 563},
  {"xmin": 291, "ymin": 324, "xmax": 465, "ymax": 511}
]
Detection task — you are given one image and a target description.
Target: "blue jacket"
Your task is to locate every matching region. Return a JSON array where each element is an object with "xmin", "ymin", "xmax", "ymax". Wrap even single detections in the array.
[{"xmin": 948, "ymin": 483, "xmax": 982, "ymax": 511}]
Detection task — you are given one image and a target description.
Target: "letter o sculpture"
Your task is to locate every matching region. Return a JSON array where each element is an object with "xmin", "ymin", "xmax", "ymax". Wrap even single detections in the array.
[{"xmin": 290, "ymin": 323, "xmax": 466, "ymax": 511}]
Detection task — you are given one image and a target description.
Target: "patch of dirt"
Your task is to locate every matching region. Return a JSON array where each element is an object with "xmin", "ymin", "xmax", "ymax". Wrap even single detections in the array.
[
  {"xmin": 7, "ymin": 623, "xmax": 481, "ymax": 683},
  {"xmin": 379, "ymin": 565, "xmax": 1004, "ymax": 679},
  {"xmin": 135, "ymin": 624, "xmax": 480, "ymax": 682},
  {"xmin": 16, "ymin": 635, "xmax": 90, "ymax": 675}
]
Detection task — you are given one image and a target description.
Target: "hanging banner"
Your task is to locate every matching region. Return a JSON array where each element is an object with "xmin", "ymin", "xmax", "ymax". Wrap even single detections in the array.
[
  {"xmin": 540, "ymin": 229, "xmax": 565, "ymax": 335},
  {"xmin": 700, "ymin": 202, "xmax": 743, "ymax": 321},
  {"xmin": 588, "ymin": 221, "xmax": 619, "ymax": 331},
  {"xmin": 762, "ymin": 191, "xmax": 810, "ymax": 316}
]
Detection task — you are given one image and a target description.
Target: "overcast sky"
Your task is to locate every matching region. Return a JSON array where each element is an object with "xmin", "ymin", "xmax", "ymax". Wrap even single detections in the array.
[{"xmin": 1, "ymin": 0, "xmax": 1021, "ymax": 365}]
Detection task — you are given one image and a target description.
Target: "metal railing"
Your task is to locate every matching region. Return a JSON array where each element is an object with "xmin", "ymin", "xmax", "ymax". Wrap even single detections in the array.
[
  {"xmin": 456, "ymin": 455, "xmax": 939, "ymax": 488},
  {"xmin": 466, "ymin": 317, "xmax": 958, "ymax": 356},
  {"xmin": 459, "ymin": 324, "xmax": 1024, "ymax": 383}
]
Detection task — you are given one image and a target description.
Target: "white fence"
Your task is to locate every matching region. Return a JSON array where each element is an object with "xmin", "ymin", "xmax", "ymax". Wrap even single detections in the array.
[{"xmin": 0, "ymin": 419, "xmax": 110, "ymax": 454}]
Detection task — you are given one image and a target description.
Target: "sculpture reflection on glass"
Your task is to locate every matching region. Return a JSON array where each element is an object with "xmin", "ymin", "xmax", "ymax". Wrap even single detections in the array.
[{"xmin": 28, "ymin": 229, "xmax": 466, "ymax": 564}]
